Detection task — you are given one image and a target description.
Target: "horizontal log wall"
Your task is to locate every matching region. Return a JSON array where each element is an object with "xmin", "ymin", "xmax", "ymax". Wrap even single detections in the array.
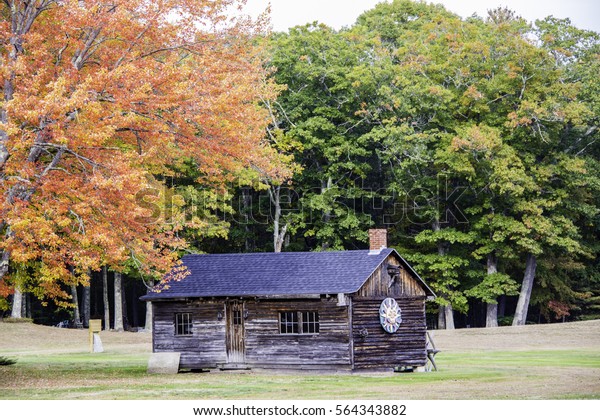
[
  {"xmin": 244, "ymin": 299, "xmax": 351, "ymax": 368},
  {"xmin": 352, "ymin": 296, "xmax": 427, "ymax": 370},
  {"xmin": 153, "ymin": 298, "xmax": 352, "ymax": 369},
  {"xmin": 153, "ymin": 301, "xmax": 226, "ymax": 369}
]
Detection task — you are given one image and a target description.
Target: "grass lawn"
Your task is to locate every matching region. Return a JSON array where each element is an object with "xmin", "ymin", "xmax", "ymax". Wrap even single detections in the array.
[{"xmin": 1, "ymin": 320, "xmax": 599, "ymax": 399}]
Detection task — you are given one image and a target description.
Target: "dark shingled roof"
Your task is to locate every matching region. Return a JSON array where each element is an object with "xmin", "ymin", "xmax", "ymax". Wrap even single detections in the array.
[{"xmin": 141, "ymin": 248, "xmax": 434, "ymax": 300}]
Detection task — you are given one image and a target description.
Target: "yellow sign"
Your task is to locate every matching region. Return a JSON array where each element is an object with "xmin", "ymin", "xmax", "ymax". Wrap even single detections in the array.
[
  {"xmin": 89, "ymin": 319, "xmax": 102, "ymax": 332},
  {"xmin": 89, "ymin": 319, "xmax": 102, "ymax": 352}
]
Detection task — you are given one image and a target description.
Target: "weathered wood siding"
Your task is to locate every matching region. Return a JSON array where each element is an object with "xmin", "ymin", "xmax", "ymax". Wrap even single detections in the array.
[
  {"xmin": 153, "ymin": 298, "xmax": 352, "ymax": 370},
  {"xmin": 357, "ymin": 255, "xmax": 425, "ymax": 298},
  {"xmin": 353, "ymin": 255, "xmax": 428, "ymax": 370},
  {"xmin": 153, "ymin": 301, "xmax": 226, "ymax": 369},
  {"xmin": 351, "ymin": 296, "xmax": 427, "ymax": 370},
  {"xmin": 243, "ymin": 299, "xmax": 351, "ymax": 369}
]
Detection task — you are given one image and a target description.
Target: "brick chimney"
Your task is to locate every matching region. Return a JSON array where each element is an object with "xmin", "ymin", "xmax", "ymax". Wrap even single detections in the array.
[{"xmin": 368, "ymin": 228, "xmax": 387, "ymax": 254}]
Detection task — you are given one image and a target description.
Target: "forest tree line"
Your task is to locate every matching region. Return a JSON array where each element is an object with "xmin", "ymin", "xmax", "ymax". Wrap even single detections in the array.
[{"xmin": 1, "ymin": 0, "xmax": 599, "ymax": 329}]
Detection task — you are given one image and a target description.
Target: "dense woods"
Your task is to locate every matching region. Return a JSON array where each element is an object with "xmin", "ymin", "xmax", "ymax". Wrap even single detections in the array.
[{"xmin": 1, "ymin": 0, "xmax": 599, "ymax": 329}]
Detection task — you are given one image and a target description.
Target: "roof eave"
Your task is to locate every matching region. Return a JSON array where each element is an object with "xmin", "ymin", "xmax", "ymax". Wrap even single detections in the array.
[{"xmin": 140, "ymin": 292, "xmax": 352, "ymax": 302}]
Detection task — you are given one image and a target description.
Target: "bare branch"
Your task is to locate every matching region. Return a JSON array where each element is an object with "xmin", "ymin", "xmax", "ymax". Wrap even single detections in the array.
[
  {"xmin": 69, "ymin": 209, "xmax": 86, "ymax": 235},
  {"xmin": 40, "ymin": 146, "xmax": 65, "ymax": 177}
]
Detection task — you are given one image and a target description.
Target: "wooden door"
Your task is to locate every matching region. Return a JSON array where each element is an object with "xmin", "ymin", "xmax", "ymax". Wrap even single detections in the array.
[{"xmin": 225, "ymin": 301, "xmax": 245, "ymax": 364}]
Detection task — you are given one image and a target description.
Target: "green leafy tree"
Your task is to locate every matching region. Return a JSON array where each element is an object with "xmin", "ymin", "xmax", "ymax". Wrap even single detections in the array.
[
  {"xmin": 266, "ymin": 24, "xmax": 378, "ymax": 250},
  {"xmin": 352, "ymin": 1, "xmax": 599, "ymax": 327}
]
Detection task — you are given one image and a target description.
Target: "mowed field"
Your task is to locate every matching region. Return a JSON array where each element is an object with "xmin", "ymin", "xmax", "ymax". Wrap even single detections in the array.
[{"xmin": 0, "ymin": 320, "xmax": 599, "ymax": 399}]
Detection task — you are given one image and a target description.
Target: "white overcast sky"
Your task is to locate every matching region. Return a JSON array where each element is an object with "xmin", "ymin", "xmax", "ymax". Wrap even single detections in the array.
[{"xmin": 241, "ymin": 0, "xmax": 600, "ymax": 32}]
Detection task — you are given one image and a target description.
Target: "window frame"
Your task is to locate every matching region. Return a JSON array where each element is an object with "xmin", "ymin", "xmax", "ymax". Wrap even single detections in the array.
[
  {"xmin": 279, "ymin": 311, "xmax": 299, "ymax": 334},
  {"xmin": 175, "ymin": 312, "xmax": 193, "ymax": 336},
  {"xmin": 302, "ymin": 310, "xmax": 320, "ymax": 334},
  {"xmin": 279, "ymin": 310, "xmax": 319, "ymax": 335}
]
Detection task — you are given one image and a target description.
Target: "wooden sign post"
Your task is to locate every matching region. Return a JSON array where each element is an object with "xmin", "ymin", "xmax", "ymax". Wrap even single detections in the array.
[{"xmin": 89, "ymin": 319, "xmax": 103, "ymax": 353}]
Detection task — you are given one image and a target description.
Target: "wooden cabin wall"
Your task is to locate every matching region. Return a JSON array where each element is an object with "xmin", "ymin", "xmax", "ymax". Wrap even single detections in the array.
[
  {"xmin": 244, "ymin": 298, "xmax": 351, "ymax": 369},
  {"xmin": 357, "ymin": 255, "xmax": 426, "ymax": 298},
  {"xmin": 153, "ymin": 301, "xmax": 226, "ymax": 369},
  {"xmin": 351, "ymin": 296, "xmax": 427, "ymax": 370}
]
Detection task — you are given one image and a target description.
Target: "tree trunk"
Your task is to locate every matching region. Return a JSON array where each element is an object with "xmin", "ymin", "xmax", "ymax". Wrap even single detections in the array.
[
  {"xmin": 144, "ymin": 279, "xmax": 154, "ymax": 331},
  {"xmin": 437, "ymin": 305, "xmax": 446, "ymax": 329},
  {"xmin": 513, "ymin": 253, "xmax": 537, "ymax": 326},
  {"xmin": 114, "ymin": 272, "xmax": 124, "ymax": 332},
  {"xmin": 269, "ymin": 184, "xmax": 287, "ymax": 253},
  {"xmin": 92, "ymin": 275, "xmax": 98, "ymax": 318},
  {"xmin": 11, "ymin": 287, "xmax": 23, "ymax": 319},
  {"xmin": 437, "ymin": 304, "xmax": 455, "ymax": 329},
  {"xmin": 71, "ymin": 285, "xmax": 81, "ymax": 326},
  {"xmin": 433, "ymin": 220, "xmax": 454, "ymax": 329},
  {"xmin": 145, "ymin": 301, "xmax": 153, "ymax": 332},
  {"xmin": 320, "ymin": 176, "xmax": 333, "ymax": 251},
  {"xmin": 122, "ymin": 277, "xmax": 128, "ymax": 330},
  {"xmin": 81, "ymin": 270, "xmax": 91, "ymax": 327},
  {"xmin": 242, "ymin": 188, "xmax": 253, "ymax": 253},
  {"xmin": 82, "ymin": 285, "xmax": 91, "ymax": 328},
  {"xmin": 444, "ymin": 304, "xmax": 455, "ymax": 330},
  {"xmin": 486, "ymin": 253, "xmax": 499, "ymax": 328},
  {"xmin": 486, "ymin": 303, "xmax": 498, "ymax": 328},
  {"xmin": 102, "ymin": 266, "xmax": 110, "ymax": 330},
  {"xmin": 0, "ymin": 248, "xmax": 9, "ymax": 283}
]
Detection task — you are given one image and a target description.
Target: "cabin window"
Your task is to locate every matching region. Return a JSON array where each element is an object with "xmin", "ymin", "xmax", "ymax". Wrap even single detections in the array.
[
  {"xmin": 175, "ymin": 312, "xmax": 193, "ymax": 336},
  {"xmin": 279, "ymin": 311, "xmax": 319, "ymax": 334},
  {"xmin": 302, "ymin": 311, "xmax": 320, "ymax": 334},
  {"xmin": 280, "ymin": 311, "xmax": 299, "ymax": 334}
]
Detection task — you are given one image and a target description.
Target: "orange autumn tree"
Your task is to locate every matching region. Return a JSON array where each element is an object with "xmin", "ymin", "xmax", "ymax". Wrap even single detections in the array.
[{"xmin": 0, "ymin": 0, "xmax": 283, "ymax": 311}]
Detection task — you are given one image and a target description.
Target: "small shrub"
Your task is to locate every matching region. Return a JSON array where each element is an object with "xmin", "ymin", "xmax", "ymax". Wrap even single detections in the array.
[
  {"xmin": 0, "ymin": 356, "xmax": 17, "ymax": 366},
  {"xmin": 498, "ymin": 316, "xmax": 514, "ymax": 327}
]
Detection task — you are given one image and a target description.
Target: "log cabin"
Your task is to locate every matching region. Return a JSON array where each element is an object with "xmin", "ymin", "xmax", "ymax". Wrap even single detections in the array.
[{"xmin": 141, "ymin": 229, "xmax": 435, "ymax": 372}]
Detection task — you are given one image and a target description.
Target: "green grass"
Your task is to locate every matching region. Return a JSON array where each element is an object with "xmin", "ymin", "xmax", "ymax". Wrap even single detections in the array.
[
  {"xmin": 2, "ymin": 348, "xmax": 599, "ymax": 399},
  {"xmin": 440, "ymin": 350, "xmax": 600, "ymax": 369}
]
